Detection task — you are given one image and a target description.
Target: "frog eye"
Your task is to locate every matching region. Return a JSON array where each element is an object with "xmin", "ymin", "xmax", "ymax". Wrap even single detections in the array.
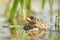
[{"xmin": 30, "ymin": 16, "xmax": 34, "ymax": 20}]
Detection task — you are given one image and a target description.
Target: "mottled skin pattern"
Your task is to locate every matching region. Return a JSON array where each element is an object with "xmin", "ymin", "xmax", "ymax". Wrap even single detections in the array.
[{"xmin": 24, "ymin": 16, "xmax": 47, "ymax": 39}]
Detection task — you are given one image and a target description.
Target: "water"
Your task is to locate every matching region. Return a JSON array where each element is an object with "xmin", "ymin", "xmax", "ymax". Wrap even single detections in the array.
[
  {"xmin": 0, "ymin": 0, "xmax": 59, "ymax": 40},
  {"xmin": 0, "ymin": 14, "xmax": 59, "ymax": 40}
]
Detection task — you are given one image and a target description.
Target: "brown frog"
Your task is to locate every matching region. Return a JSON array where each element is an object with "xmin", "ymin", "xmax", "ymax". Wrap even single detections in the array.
[
  {"xmin": 24, "ymin": 16, "xmax": 47, "ymax": 30},
  {"xmin": 24, "ymin": 16, "xmax": 47, "ymax": 38}
]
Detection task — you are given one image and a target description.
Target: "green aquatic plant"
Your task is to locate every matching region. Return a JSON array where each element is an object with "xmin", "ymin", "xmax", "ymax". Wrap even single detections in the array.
[
  {"xmin": 9, "ymin": 0, "xmax": 31, "ymax": 24},
  {"xmin": 20, "ymin": 0, "xmax": 26, "ymax": 21},
  {"xmin": 9, "ymin": 0, "xmax": 19, "ymax": 24},
  {"xmin": 8, "ymin": 0, "xmax": 19, "ymax": 38},
  {"xmin": 49, "ymin": 28, "xmax": 52, "ymax": 38},
  {"xmin": 4, "ymin": 0, "xmax": 11, "ymax": 16},
  {"xmin": 58, "ymin": 0, "xmax": 60, "ymax": 30},
  {"xmin": 8, "ymin": 0, "xmax": 28, "ymax": 39},
  {"xmin": 54, "ymin": 34, "xmax": 60, "ymax": 40},
  {"xmin": 41, "ymin": 0, "xmax": 46, "ymax": 16},
  {"xmin": 42, "ymin": 0, "xmax": 45, "ymax": 9},
  {"xmin": 20, "ymin": 0, "xmax": 32, "ymax": 21},
  {"xmin": 26, "ymin": 0, "xmax": 32, "ymax": 16},
  {"xmin": 49, "ymin": 0, "xmax": 53, "ymax": 23}
]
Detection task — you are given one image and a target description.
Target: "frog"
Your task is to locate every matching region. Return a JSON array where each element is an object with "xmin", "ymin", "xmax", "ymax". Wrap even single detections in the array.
[
  {"xmin": 24, "ymin": 16, "xmax": 47, "ymax": 38},
  {"xmin": 24, "ymin": 16, "xmax": 47, "ymax": 31}
]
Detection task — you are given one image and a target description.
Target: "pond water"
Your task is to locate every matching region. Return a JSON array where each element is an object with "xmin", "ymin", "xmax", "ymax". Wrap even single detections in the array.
[{"xmin": 0, "ymin": 12, "xmax": 59, "ymax": 40}]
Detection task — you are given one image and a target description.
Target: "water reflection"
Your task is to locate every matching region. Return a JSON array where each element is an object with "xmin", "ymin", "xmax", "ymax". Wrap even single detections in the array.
[{"xmin": 28, "ymin": 29, "xmax": 60, "ymax": 40}]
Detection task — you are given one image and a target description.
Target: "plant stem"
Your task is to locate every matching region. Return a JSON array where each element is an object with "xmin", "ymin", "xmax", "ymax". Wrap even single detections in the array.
[
  {"xmin": 4, "ymin": 0, "xmax": 11, "ymax": 16},
  {"xmin": 20, "ymin": 0, "xmax": 26, "ymax": 22},
  {"xmin": 58, "ymin": 0, "xmax": 60, "ymax": 30},
  {"xmin": 49, "ymin": 0, "xmax": 53, "ymax": 23},
  {"xmin": 9, "ymin": 0, "xmax": 19, "ymax": 24},
  {"xmin": 42, "ymin": 0, "xmax": 45, "ymax": 16},
  {"xmin": 26, "ymin": 0, "xmax": 31, "ymax": 16}
]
